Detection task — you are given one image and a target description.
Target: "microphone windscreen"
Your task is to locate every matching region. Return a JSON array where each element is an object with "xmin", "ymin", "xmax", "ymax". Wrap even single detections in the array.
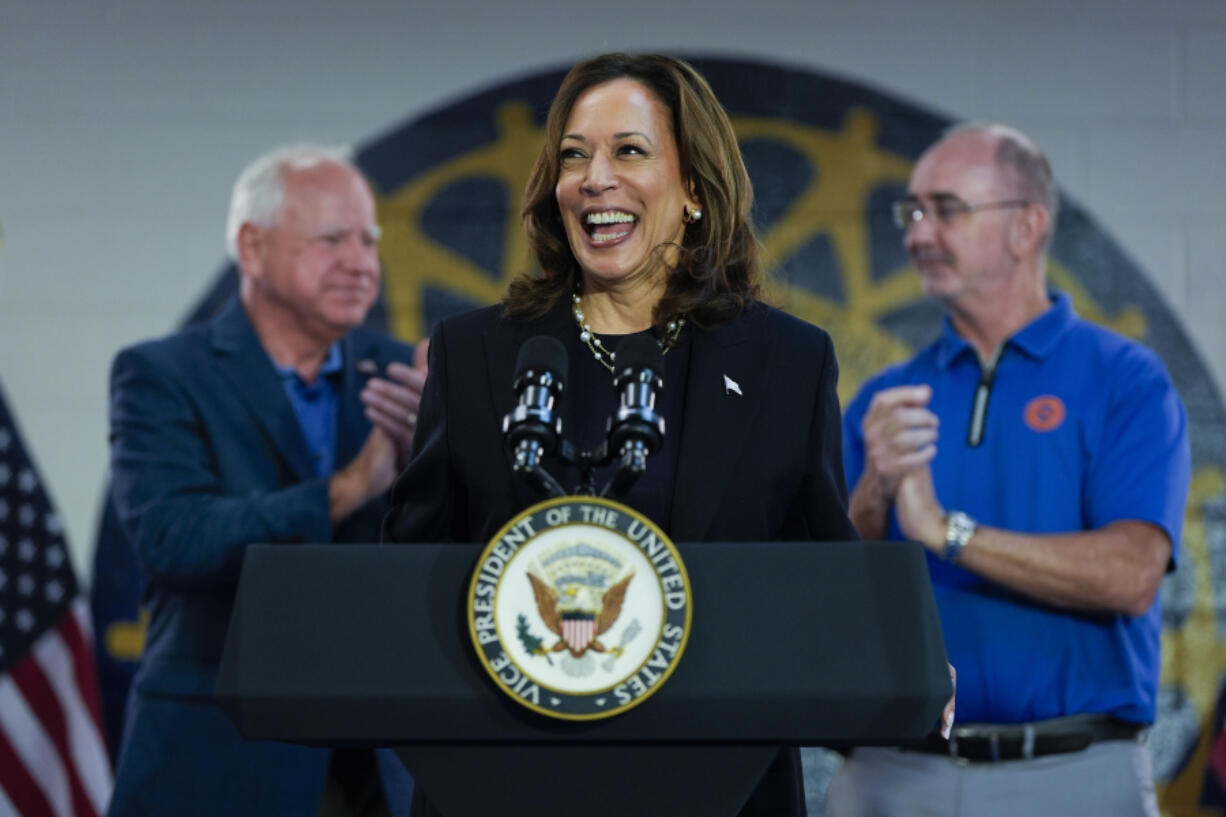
[
  {"xmin": 615, "ymin": 333, "xmax": 663, "ymax": 373},
  {"xmin": 514, "ymin": 335, "xmax": 568, "ymax": 382}
]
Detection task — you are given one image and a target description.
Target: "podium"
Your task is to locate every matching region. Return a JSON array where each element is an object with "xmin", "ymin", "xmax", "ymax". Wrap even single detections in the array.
[{"xmin": 216, "ymin": 541, "xmax": 950, "ymax": 816}]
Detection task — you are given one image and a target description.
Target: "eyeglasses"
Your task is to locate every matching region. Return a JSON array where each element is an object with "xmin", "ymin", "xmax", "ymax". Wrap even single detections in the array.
[{"xmin": 891, "ymin": 196, "xmax": 1033, "ymax": 230}]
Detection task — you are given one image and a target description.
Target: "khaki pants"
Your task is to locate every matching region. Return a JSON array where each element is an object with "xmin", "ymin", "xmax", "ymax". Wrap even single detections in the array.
[{"xmin": 825, "ymin": 740, "xmax": 1158, "ymax": 817}]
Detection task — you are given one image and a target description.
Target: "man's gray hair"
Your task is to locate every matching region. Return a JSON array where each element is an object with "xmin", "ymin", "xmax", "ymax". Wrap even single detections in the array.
[
  {"xmin": 944, "ymin": 122, "xmax": 1060, "ymax": 248},
  {"xmin": 225, "ymin": 144, "xmax": 355, "ymax": 260}
]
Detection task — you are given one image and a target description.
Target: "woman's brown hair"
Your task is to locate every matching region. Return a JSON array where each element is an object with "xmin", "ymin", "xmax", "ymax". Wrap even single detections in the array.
[{"xmin": 506, "ymin": 53, "xmax": 762, "ymax": 331}]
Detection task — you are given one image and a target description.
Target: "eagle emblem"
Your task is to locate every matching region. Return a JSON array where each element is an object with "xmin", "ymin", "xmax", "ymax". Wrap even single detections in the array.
[
  {"xmin": 469, "ymin": 497, "xmax": 690, "ymax": 719},
  {"xmin": 525, "ymin": 543, "xmax": 634, "ymax": 658}
]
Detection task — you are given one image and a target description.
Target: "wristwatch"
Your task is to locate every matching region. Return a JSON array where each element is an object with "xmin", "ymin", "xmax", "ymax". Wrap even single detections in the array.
[{"xmin": 942, "ymin": 511, "xmax": 977, "ymax": 562}]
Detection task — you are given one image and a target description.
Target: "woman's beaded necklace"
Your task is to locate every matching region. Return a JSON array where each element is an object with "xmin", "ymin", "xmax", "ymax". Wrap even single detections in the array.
[{"xmin": 571, "ymin": 292, "xmax": 685, "ymax": 373}]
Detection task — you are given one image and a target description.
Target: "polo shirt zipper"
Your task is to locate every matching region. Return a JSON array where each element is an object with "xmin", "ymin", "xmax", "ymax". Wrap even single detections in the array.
[{"xmin": 968, "ymin": 344, "xmax": 1004, "ymax": 447}]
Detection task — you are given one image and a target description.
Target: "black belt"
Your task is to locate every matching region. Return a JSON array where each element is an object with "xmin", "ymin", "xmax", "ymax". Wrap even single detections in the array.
[{"xmin": 906, "ymin": 714, "xmax": 1144, "ymax": 763}]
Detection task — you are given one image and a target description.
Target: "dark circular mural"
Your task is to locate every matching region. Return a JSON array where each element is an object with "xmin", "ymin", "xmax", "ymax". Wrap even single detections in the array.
[{"xmin": 358, "ymin": 55, "xmax": 1226, "ymax": 812}]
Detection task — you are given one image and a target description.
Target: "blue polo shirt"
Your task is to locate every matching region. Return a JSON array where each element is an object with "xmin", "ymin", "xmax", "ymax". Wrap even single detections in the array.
[
  {"xmin": 843, "ymin": 293, "xmax": 1190, "ymax": 724},
  {"xmin": 275, "ymin": 343, "xmax": 343, "ymax": 477}
]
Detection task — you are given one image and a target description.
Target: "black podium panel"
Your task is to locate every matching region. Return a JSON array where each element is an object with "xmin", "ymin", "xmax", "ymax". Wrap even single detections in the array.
[
  {"xmin": 216, "ymin": 540, "xmax": 949, "ymax": 746},
  {"xmin": 396, "ymin": 745, "xmax": 778, "ymax": 817}
]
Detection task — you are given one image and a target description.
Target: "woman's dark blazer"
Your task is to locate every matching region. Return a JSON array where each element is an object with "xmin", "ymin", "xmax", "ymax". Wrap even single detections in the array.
[
  {"xmin": 384, "ymin": 297, "xmax": 857, "ymax": 817},
  {"xmin": 385, "ymin": 297, "xmax": 855, "ymax": 547}
]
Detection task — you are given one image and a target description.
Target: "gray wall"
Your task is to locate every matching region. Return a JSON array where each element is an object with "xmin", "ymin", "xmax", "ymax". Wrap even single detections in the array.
[{"xmin": 2, "ymin": 0, "xmax": 1224, "ymax": 578}]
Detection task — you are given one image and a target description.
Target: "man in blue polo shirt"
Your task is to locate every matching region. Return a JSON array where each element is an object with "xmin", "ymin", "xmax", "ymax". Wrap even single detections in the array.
[{"xmin": 825, "ymin": 124, "xmax": 1190, "ymax": 816}]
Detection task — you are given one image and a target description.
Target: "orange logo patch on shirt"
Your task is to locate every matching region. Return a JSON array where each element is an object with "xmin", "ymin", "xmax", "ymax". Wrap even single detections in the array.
[{"xmin": 1024, "ymin": 395, "xmax": 1066, "ymax": 432}]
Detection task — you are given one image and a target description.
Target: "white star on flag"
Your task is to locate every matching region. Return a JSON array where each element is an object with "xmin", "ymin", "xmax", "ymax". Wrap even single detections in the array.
[
  {"xmin": 46, "ymin": 544, "xmax": 65, "ymax": 568},
  {"xmin": 724, "ymin": 374, "xmax": 743, "ymax": 396}
]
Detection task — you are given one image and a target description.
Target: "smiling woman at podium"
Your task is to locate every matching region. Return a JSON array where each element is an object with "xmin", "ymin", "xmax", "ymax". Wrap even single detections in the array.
[{"xmin": 385, "ymin": 52, "xmax": 858, "ymax": 817}]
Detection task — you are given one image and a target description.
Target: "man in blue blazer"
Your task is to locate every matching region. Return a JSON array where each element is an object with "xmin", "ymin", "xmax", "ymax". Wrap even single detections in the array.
[{"xmin": 107, "ymin": 146, "xmax": 424, "ymax": 816}]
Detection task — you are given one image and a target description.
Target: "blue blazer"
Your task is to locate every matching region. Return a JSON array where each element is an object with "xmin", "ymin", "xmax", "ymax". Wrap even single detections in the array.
[
  {"xmin": 107, "ymin": 298, "xmax": 413, "ymax": 817},
  {"xmin": 385, "ymin": 299, "xmax": 856, "ymax": 817}
]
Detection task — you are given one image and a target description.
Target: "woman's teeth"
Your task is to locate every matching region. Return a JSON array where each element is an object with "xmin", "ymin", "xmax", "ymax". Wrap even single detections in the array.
[{"xmin": 585, "ymin": 211, "xmax": 636, "ymax": 242}]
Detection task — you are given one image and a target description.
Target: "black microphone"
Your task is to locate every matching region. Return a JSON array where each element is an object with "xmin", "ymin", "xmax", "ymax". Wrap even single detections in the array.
[
  {"xmin": 603, "ymin": 333, "xmax": 665, "ymax": 498},
  {"xmin": 502, "ymin": 336, "xmax": 568, "ymax": 498}
]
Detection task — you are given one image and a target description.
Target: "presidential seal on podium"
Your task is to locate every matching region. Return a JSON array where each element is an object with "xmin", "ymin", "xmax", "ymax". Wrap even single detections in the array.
[{"xmin": 468, "ymin": 496, "xmax": 692, "ymax": 720}]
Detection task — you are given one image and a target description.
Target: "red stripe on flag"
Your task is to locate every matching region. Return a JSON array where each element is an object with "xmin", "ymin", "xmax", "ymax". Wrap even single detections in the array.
[
  {"xmin": 60, "ymin": 606, "xmax": 107, "ymax": 739},
  {"xmin": 0, "ymin": 725, "xmax": 57, "ymax": 817},
  {"xmin": 12, "ymin": 652, "xmax": 96, "ymax": 817}
]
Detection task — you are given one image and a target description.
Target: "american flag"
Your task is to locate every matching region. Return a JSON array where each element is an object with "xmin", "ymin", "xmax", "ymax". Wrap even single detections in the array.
[{"xmin": 0, "ymin": 382, "xmax": 111, "ymax": 816}]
